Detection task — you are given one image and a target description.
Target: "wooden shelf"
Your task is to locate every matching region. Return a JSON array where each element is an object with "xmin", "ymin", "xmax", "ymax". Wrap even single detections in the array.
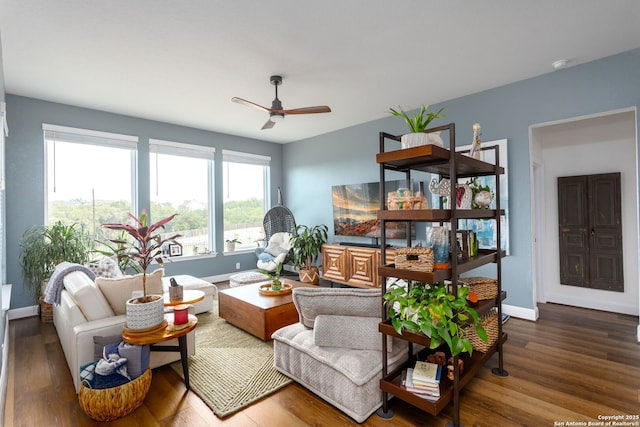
[
  {"xmin": 376, "ymin": 144, "xmax": 504, "ymax": 178},
  {"xmin": 377, "ymin": 209, "xmax": 504, "ymax": 222},
  {"xmin": 378, "ymin": 334, "xmax": 508, "ymax": 416},
  {"xmin": 379, "ymin": 249, "xmax": 505, "ymax": 281}
]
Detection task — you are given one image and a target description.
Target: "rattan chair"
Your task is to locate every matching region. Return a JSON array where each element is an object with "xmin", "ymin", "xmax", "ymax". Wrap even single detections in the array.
[{"xmin": 263, "ymin": 205, "xmax": 296, "ymax": 241}]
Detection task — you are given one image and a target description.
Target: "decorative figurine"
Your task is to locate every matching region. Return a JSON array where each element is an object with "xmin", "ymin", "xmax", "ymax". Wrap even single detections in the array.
[{"xmin": 469, "ymin": 122, "xmax": 482, "ymax": 160}]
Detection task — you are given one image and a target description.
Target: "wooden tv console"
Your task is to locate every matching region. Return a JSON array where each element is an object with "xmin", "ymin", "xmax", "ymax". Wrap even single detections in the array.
[{"xmin": 321, "ymin": 243, "xmax": 396, "ymax": 288}]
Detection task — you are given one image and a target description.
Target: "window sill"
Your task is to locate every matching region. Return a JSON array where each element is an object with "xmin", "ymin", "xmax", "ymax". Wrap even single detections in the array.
[
  {"xmin": 162, "ymin": 252, "xmax": 218, "ymax": 263},
  {"xmin": 223, "ymin": 249, "xmax": 255, "ymax": 256}
]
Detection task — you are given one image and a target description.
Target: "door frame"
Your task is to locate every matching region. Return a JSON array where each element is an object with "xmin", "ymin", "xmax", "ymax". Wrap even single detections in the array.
[{"xmin": 529, "ymin": 107, "xmax": 639, "ymax": 342}]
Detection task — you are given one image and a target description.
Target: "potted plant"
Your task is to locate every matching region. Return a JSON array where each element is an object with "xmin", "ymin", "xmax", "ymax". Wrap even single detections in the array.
[
  {"xmin": 225, "ymin": 238, "xmax": 241, "ymax": 252},
  {"xmin": 102, "ymin": 210, "xmax": 181, "ymax": 331},
  {"xmin": 290, "ymin": 224, "xmax": 328, "ymax": 285},
  {"xmin": 259, "ymin": 262, "xmax": 283, "ymax": 291},
  {"xmin": 93, "ymin": 230, "xmax": 142, "ymax": 274},
  {"xmin": 20, "ymin": 221, "xmax": 93, "ymax": 321},
  {"xmin": 389, "ymin": 104, "xmax": 445, "ymax": 148},
  {"xmin": 383, "ymin": 280, "xmax": 487, "ymax": 357}
]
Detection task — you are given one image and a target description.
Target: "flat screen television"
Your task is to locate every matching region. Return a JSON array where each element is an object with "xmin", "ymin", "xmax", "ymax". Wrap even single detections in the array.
[{"xmin": 332, "ymin": 180, "xmax": 415, "ymax": 240}]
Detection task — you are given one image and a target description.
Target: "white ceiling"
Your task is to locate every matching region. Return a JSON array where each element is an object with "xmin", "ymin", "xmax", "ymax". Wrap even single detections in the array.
[{"xmin": 1, "ymin": 1, "xmax": 639, "ymax": 144}]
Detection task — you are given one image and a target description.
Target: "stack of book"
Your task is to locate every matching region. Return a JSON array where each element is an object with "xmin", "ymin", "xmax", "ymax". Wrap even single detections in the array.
[{"xmin": 404, "ymin": 360, "xmax": 442, "ymax": 400}]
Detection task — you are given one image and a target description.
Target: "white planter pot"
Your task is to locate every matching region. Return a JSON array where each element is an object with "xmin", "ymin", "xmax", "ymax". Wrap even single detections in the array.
[
  {"xmin": 401, "ymin": 131, "xmax": 444, "ymax": 149},
  {"xmin": 125, "ymin": 294, "xmax": 165, "ymax": 331}
]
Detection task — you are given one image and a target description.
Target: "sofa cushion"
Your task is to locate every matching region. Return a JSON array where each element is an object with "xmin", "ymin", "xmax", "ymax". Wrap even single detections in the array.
[
  {"xmin": 96, "ymin": 269, "xmax": 164, "ymax": 315},
  {"xmin": 313, "ymin": 315, "xmax": 392, "ymax": 352},
  {"xmin": 63, "ymin": 271, "xmax": 114, "ymax": 321},
  {"xmin": 292, "ymin": 287, "xmax": 381, "ymax": 329}
]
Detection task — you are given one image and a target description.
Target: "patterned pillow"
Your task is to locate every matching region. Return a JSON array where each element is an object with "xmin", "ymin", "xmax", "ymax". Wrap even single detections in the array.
[{"xmin": 86, "ymin": 257, "xmax": 123, "ymax": 278}]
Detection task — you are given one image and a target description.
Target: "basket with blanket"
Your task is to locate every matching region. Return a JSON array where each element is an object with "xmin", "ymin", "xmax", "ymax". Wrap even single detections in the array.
[{"xmin": 78, "ymin": 338, "xmax": 151, "ymax": 421}]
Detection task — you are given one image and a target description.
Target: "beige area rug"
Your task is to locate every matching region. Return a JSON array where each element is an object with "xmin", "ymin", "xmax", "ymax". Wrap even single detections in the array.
[{"xmin": 170, "ymin": 301, "xmax": 292, "ymax": 418}]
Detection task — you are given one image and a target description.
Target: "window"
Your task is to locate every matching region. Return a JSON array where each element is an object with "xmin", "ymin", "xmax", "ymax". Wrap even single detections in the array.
[
  {"xmin": 222, "ymin": 150, "xmax": 270, "ymax": 252},
  {"xmin": 44, "ymin": 124, "xmax": 137, "ymax": 240},
  {"xmin": 150, "ymin": 139, "xmax": 214, "ymax": 256}
]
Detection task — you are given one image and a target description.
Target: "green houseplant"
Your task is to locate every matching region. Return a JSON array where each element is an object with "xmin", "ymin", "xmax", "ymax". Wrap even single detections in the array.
[
  {"xmin": 259, "ymin": 262, "xmax": 283, "ymax": 291},
  {"xmin": 384, "ymin": 280, "xmax": 487, "ymax": 356},
  {"xmin": 102, "ymin": 210, "xmax": 181, "ymax": 330},
  {"xmin": 290, "ymin": 224, "xmax": 328, "ymax": 285},
  {"xmin": 20, "ymin": 221, "xmax": 93, "ymax": 302},
  {"xmin": 225, "ymin": 238, "xmax": 241, "ymax": 252},
  {"xmin": 389, "ymin": 104, "xmax": 446, "ymax": 148}
]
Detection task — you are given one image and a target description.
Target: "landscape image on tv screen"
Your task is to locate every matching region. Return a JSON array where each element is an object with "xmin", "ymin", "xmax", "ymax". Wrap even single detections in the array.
[{"xmin": 332, "ymin": 180, "xmax": 413, "ymax": 239}]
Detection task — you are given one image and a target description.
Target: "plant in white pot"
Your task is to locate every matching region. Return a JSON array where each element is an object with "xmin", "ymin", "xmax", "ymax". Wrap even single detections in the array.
[
  {"xmin": 102, "ymin": 210, "xmax": 181, "ymax": 331},
  {"xmin": 291, "ymin": 224, "xmax": 328, "ymax": 285},
  {"xmin": 389, "ymin": 104, "xmax": 445, "ymax": 149}
]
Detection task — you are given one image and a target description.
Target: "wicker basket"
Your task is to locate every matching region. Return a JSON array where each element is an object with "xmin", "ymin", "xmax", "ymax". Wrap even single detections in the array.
[
  {"xmin": 394, "ymin": 247, "xmax": 434, "ymax": 272},
  {"xmin": 38, "ymin": 297, "xmax": 53, "ymax": 323},
  {"xmin": 465, "ymin": 308, "xmax": 499, "ymax": 353},
  {"xmin": 461, "ymin": 277, "xmax": 498, "ymax": 300},
  {"xmin": 78, "ymin": 368, "xmax": 152, "ymax": 421}
]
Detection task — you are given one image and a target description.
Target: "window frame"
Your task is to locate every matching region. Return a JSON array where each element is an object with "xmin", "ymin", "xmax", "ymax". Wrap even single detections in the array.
[
  {"xmin": 42, "ymin": 123, "xmax": 138, "ymax": 233},
  {"xmin": 149, "ymin": 138, "xmax": 215, "ymax": 256},
  {"xmin": 221, "ymin": 149, "xmax": 271, "ymax": 252}
]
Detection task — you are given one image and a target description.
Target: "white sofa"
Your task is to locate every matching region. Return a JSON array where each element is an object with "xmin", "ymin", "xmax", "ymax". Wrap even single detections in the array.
[{"xmin": 52, "ymin": 269, "xmax": 214, "ymax": 392}]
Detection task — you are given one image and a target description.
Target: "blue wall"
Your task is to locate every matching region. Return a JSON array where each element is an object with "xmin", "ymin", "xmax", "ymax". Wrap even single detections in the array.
[
  {"xmin": 284, "ymin": 48, "xmax": 640, "ymax": 311},
  {"xmin": 5, "ymin": 49, "xmax": 640, "ymax": 312},
  {"xmin": 5, "ymin": 95, "xmax": 284, "ymax": 309}
]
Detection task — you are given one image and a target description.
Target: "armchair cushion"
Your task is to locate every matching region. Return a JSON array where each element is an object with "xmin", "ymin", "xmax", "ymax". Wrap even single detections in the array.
[
  {"xmin": 292, "ymin": 287, "xmax": 381, "ymax": 329},
  {"xmin": 264, "ymin": 241, "xmax": 290, "ymax": 258},
  {"xmin": 313, "ymin": 314, "xmax": 392, "ymax": 352},
  {"xmin": 95, "ymin": 268, "xmax": 164, "ymax": 315}
]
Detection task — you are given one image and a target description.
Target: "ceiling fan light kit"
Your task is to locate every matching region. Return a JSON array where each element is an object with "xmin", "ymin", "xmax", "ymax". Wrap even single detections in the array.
[{"xmin": 232, "ymin": 75, "xmax": 331, "ymax": 130}]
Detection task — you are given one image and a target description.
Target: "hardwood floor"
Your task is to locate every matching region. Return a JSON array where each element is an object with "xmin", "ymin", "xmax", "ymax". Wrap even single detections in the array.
[{"xmin": 4, "ymin": 303, "xmax": 639, "ymax": 426}]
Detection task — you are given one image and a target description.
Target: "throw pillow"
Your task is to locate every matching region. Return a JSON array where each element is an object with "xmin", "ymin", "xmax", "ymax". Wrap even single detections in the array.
[
  {"xmin": 86, "ymin": 257, "xmax": 123, "ymax": 278},
  {"xmin": 93, "ymin": 334, "xmax": 122, "ymax": 360},
  {"xmin": 264, "ymin": 242, "xmax": 289, "ymax": 258},
  {"xmin": 313, "ymin": 314, "xmax": 392, "ymax": 352},
  {"xmin": 96, "ymin": 268, "xmax": 164, "ymax": 315},
  {"xmin": 292, "ymin": 287, "xmax": 381, "ymax": 329}
]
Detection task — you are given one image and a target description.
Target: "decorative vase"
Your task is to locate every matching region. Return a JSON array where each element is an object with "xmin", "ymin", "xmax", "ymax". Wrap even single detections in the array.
[
  {"xmin": 226, "ymin": 242, "xmax": 236, "ymax": 252},
  {"xmin": 401, "ymin": 131, "xmax": 444, "ymax": 149},
  {"xmin": 298, "ymin": 266, "xmax": 320, "ymax": 285},
  {"xmin": 125, "ymin": 294, "xmax": 165, "ymax": 331}
]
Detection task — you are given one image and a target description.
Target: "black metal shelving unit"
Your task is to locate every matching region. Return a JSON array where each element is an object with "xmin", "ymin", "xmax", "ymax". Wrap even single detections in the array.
[{"xmin": 376, "ymin": 123, "xmax": 508, "ymax": 427}]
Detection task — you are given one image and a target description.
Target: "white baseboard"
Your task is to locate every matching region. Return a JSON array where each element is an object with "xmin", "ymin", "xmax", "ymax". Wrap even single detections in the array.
[
  {"xmin": 637, "ymin": 324, "xmax": 640, "ymax": 342},
  {"xmin": 8, "ymin": 305, "xmax": 38, "ymax": 321},
  {"xmin": 502, "ymin": 303, "xmax": 538, "ymax": 321}
]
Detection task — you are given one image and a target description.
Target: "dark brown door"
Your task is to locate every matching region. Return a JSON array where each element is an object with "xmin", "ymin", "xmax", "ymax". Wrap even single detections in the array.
[{"xmin": 558, "ymin": 173, "xmax": 623, "ymax": 292}]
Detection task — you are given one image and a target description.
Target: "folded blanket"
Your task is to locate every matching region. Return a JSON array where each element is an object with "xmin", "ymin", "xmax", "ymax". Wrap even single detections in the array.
[{"xmin": 43, "ymin": 261, "xmax": 96, "ymax": 305}]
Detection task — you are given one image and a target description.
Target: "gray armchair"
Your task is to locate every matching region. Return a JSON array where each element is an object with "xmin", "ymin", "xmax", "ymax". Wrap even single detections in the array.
[{"xmin": 272, "ymin": 287, "xmax": 413, "ymax": 423}]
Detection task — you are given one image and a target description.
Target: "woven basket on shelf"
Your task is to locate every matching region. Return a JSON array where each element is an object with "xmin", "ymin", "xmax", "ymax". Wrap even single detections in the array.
[
  {"xmin": 465, "ymin": 307, "xmax": 499, "ymax": 353},
  {"xmin": 78, "ymin": 368, "xmax": 152, "ymax": 421},
  {"xmin": 460, "ymin": 277, "xmax": 498, "ymax": 300},
  {"xmin": 394, "ymin": 247, "xmax": 434, "ymax": 272}
]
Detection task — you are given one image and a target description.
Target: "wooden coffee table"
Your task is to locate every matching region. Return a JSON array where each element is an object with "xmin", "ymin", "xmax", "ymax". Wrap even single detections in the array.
[{"xmin": 218, "ymin": 278, "xmax": 317, "ymax": 341}]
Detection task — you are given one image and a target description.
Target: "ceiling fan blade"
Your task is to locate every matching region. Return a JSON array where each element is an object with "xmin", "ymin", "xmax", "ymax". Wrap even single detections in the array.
[
  {"xmin": 232, "ymin": 97, "xmax": 271, "ymax": 112},
  {"xmin": 261, "ymin": 119, "xmax": 276, "ymax": 130},
  {"xmin": 282, "ymin": 106, "xmax": 332, "ymax": 115}
]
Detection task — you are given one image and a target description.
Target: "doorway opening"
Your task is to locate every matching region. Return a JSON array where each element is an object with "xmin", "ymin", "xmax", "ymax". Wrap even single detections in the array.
[{"xmin": 530, "ymin": 108, "xmax": 638, "ymax": 317}]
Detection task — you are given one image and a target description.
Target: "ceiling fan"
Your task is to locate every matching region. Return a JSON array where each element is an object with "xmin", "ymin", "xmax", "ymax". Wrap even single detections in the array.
[{"xmin": 232, "ymin": 75, "xmax": 331, "ymax": 130}]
